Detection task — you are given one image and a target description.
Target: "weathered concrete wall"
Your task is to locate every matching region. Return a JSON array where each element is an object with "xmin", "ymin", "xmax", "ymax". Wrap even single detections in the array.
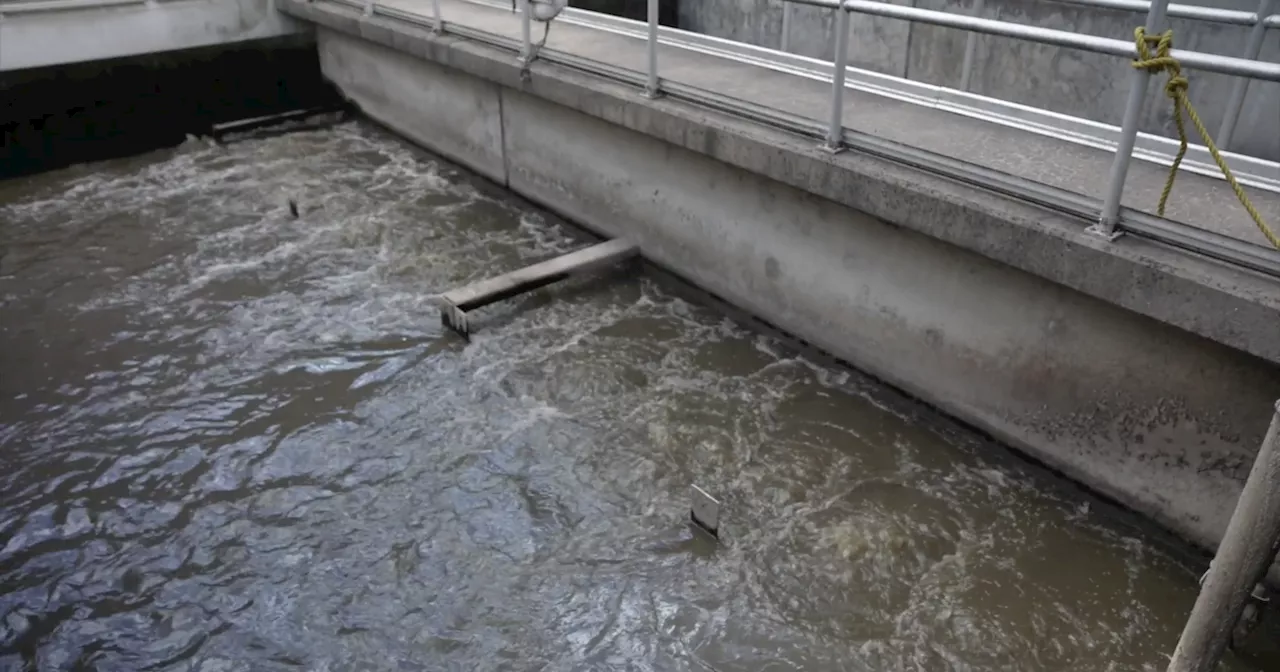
[
  {"xmin": 0, "ymin": 0, "xmax": 309, "ymax": 72},
  {"xmin": 677, "ymin": 0, "xmax": 1280, "ymax": 159},
  {"xmin": 299, "ymin": 12, "xmax": 1280, "ymax": 566},
  {"xmin": 316, "ymin": 28, "xmax": 507, "ymax": 183}
]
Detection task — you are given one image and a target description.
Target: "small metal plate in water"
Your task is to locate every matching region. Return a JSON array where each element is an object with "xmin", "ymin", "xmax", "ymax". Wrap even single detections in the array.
[{"xmin": 690, "ymin": 485, "xmax": 720, "ymax": 539}]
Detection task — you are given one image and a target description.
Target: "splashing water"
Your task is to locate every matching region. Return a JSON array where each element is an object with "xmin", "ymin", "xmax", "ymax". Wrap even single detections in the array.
[{"xmin": 0, "ymin": 120, "xmax": 1266, "ymax": 671}]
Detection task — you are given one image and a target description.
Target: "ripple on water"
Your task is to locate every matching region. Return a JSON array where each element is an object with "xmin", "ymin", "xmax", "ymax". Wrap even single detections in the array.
[{"xmin": 0, "ymin": 119, "xmax": 1271, "ymax": 671}]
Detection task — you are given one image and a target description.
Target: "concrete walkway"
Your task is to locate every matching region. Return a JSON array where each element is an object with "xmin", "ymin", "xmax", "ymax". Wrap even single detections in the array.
[{"xmin": 382, "ymin": 0, "xmax": 1280, "ymax": 249}]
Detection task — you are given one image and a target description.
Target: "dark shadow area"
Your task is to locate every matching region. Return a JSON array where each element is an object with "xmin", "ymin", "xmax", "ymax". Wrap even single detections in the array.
[
  {"xmin": 0, "ymin": 36, "xmax": 344, "ymax": 180},
  {"xmin": 568, "ymin": 0, "xmax": 678, "ymax": 26}
]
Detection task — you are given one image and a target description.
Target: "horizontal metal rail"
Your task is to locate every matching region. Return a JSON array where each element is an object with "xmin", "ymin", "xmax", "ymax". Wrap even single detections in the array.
[
  {"xmin": 835, "ymin": 0, "xmax": 1280, "ymax": 81},
  {"xmin": 481, "ymin": 0, "xmax": 1278, "ymax": 191},
  {"xmin": 345, "ymin": 0, "xmax": 1280, "ymax": 276},
  {"xmin": 0, "ymin": 0, "xmax": 149, "ymax": 13},
  {"xmin": 1055, "ymin": 0, "xmax": 1268, "ymax": 27}
]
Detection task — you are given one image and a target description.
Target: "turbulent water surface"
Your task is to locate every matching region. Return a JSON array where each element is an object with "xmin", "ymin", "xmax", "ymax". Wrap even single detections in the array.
[{"xmin": 0, "ymin": 120, "xmax": 1271, "ymax": 671}]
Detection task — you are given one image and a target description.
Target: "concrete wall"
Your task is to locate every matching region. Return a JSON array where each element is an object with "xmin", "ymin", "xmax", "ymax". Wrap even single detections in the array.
[
  {"xmin": 0, "ymin": 0, "xmax": 309, "ymax": 72},
  {"xmin": 677, "ymin": 0, "xmax": 1280, "ymax": 160},
  {"xmin": 303, "ymin": 15, "xmax": 1280, "ymax": 566}
]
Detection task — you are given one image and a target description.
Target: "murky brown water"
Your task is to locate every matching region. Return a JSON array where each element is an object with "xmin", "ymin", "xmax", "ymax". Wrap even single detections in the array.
[{"xmin": 0, "ymin": 119, "xmax": 1269, "ymax": 671}]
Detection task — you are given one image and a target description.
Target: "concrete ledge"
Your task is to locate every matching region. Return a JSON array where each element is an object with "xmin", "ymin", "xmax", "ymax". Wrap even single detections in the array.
[
  {"xmin": 0, "ymin": 0, "xmax": 310, "ymax": 71},
  {"xmin": 288, "ymin": 0, "xmax": 1280, "ymax": 560}
]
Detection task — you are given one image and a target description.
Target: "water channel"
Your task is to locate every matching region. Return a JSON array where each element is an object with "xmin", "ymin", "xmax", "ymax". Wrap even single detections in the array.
[{"xmin": 0, "ymin": 118, "xmax": 1271, "ymax": 671}]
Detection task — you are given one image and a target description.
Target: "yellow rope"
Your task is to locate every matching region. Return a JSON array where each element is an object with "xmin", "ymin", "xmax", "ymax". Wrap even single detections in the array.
[{"xmin": 1131, "ymin": 28, "xmax": 1279, "ymax": 249}]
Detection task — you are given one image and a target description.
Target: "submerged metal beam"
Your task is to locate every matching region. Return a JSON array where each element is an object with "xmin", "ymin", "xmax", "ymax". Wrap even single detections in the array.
[{"xmin": 438, "ymin": 239, "xmax": 638, "ymax": 337}]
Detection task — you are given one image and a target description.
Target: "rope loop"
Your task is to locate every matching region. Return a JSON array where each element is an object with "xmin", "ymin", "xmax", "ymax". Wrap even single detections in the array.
[{"xmin": 1129, "ymin": 27, "xmax": 1278, "ymax": 249}]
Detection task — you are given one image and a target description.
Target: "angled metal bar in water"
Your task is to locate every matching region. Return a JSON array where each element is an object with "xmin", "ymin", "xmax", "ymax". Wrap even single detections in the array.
[
  {"xmin": 958, "ymin": 0, "xmax": 983, "ymax": 91},
  {"xmin": 690, "ymin": 485, "xmax": 722, "ymax": 539},
  {"xmin": 1217, "ymin": 0, "xmax": 1274, "ymax": 151},
  {"xmin": 825, "ymin": 7, "xmax": 851, "ymax": 151},
  {"xmin": 1094, "ymin": 0, "xmax": 1171, "ymax": 238},
  {"xmin": 437, "ymin": 239, "xmax": 638, "ymax": 337},
  {"xmin": 1166, "ymin": 401, "xmax": 1280, "ymax": 672},
  {"xmin": 210, "ymin": 106, "xmax": 344, "ymax": 139}
]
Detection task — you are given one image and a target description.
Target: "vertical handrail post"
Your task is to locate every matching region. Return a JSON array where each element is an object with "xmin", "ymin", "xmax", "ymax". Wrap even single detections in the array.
[
  {"xmin": 824, "ymin": 4, "xmax": 851, "ymax": 152},
  {"xmin": 1092, "ymin": 0, "xmax": 1171, "ymax": 239},
  {"xmin": 959, "ymin": 0, "xmax": 984, "ymax": 91},
  {"xmin": 781, "ymin": 0, "xmax": 794, "ymax": 52},
  {"xmin": 363, "ymin": 0, "xmax": 374, "ymax": 16},
  {"xmin": 432, "ymin": 0, "xmax": 443, "ymax": 33},
  {"xmin": 1166, "ymin": 401, "xmax": 1280, "ymax": 672},
  {"xmin": 646, "ymin": 0, "xmax": 660, "ymax": 97},
  {"xmin": 1216, "ymin": 0, "xmax": 1273, "ymax": 151},
  {"xmin": 519, "ymin": 0, "xmax": 532, "ymax": 62}
]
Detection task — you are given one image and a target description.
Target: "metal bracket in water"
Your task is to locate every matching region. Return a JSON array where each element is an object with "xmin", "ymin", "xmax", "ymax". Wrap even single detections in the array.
[
  {"xmin": 689, "ymin": 485, "xmax": 721, "ymax": 539},
  {"xmin": 439, "ymin": 299, "xmax": 471, "ymax": 341}
]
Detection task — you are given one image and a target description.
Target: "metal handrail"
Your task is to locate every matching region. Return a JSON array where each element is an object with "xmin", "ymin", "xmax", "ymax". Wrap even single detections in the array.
[
  {"xmin": 780, "ymin": 0, "xmax": 1278, "ymax": 77},
  {"xmin": 1218, "ymin": 0, "xmax": 1274, "ymax": 149},
  {"xmin": 777, "ymin": 0, "xmax": 1280, "ymax": 81},
  {"xmin": 375, "ymin": 0, "xmax": 1280, "ymax": 255},
  {"xmin": 0, "ymin": 0, "xmax": 149, "ymax": 12},
  {"xmin": 764, "ymin": 0, "xmax": 1278, "ymax": 241},
  {"xmin": 343, "ymin": 0, "xmax": 1280, "ymax": 272},
  {"xmin": 1056, "ymin": 0, "xmax": 1265, "ymax": 26},
  {"xmin": 783, "ymin": 0, "xmax": 1278, "ymax": 146},
  {"xmin": 483, "ymin": 0, "xmax": 1279, "ymax": 191},
  {"xmin": 363, "ymin": 0, "xmax": 1280, "ymax": 254}
]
